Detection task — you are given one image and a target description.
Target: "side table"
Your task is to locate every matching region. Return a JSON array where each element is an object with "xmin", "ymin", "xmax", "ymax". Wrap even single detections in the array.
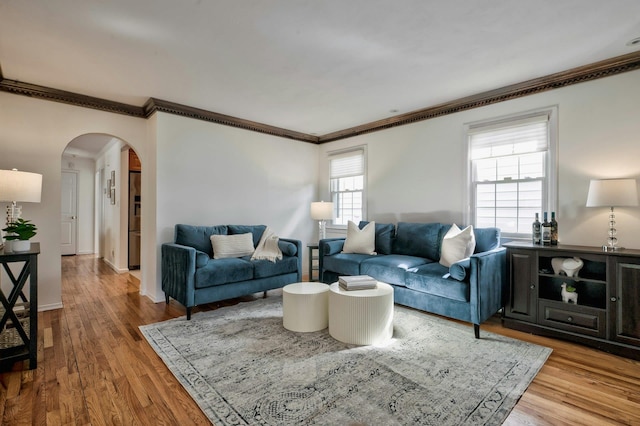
[
  {"xmin": 307, "ymin": 243, "xmax": 319, "ymax": 282},
  {"xmin": 282, "ymin": 282, "xmax": 329, "ymax": 332},
  {"xmin": 328, "ymin": 282, "xmax": 394, "ymax": 345},
  {"xmin": 0, "ymin": 242, "xmax": 39, "ymax": 370}
]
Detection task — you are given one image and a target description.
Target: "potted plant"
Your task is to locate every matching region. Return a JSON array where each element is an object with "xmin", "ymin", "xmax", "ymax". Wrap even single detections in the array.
[{"xmin": 2, "ymin": 218, "xmax": 37, "ymax": 252}]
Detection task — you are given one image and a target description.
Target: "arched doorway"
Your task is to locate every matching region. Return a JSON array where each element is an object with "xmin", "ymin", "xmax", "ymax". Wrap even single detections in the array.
[{"xmin": 61, "ymin": 134, "xmax": 144, "ymax": 281}]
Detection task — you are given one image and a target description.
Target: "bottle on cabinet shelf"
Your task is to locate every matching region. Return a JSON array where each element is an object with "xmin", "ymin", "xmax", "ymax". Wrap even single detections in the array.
[
  {"xmin": 532, "ymin": 213, "xmax": 541, "ymax": 245},
  {"xmin": 541, "ymin": 212, "xmax": 551, "ymax": 246},
  {"xmin": 550, "ymin": 211, "xmax": 558, "ymax": 245}
]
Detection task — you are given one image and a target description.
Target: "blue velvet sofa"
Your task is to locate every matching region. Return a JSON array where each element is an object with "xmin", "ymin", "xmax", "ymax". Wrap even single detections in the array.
[
  {"xmin": 162, "ymin": 224, "xmax": 302, "ymax": 319},
  {"xmin": 319, "ymin": 222, "xmax": 507, "ymax": 338}
]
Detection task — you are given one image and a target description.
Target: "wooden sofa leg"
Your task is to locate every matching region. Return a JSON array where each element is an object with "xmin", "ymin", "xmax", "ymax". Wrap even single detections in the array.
[
  {"xmin": 474, "ymin": 324, "xmax": 480, "ymax": 339},
  {"xmin": 187, "ymin": 307, "xmax": 192, "ymax": 320},
  {"xmin": 165, "ymin": 294, "xmax": 170, "ymax": 304},
  {"xmin": 263, "ymin": 291, "xmax": 267, "ymax": 298}
]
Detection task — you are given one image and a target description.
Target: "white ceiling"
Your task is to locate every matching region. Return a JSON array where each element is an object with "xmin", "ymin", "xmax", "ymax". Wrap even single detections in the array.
[{"xmin": 2, "ymin": 0, "xmax": 640, "ymax": 137}]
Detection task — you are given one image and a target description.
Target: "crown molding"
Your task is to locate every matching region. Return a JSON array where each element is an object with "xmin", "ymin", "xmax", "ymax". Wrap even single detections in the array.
[
  {"xmin": 143, "ymin": 98, "xmax": 319, "ymax": 143},
  {"xmin": 0, "ymin": 78, "xmax": 146, "ymax": 117},
  {"xmin": 318, "ymin": 51, "xmax": 640, "ymax": 143},
  {"xmin": 1, "ymin": 50, "xmax": 639, "ymax": 144}
]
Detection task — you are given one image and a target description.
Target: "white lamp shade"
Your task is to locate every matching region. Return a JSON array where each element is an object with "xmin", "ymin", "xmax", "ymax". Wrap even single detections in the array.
[
  {"xmin": 586, "ymin": 179, "xmax": 639, "ymax": 207},
  {"xmin": 0, "ymin": 169, "xmax": 43, "ymax": 203},
  {"xmin": 310, "ymin": 201, "xmax": 334, "ymax": 220}
]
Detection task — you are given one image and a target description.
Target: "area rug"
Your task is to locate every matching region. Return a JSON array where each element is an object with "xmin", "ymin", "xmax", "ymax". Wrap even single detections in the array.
[{"xmin": 140, "ymin": 297, "xmax": 551, "ymax": 425}]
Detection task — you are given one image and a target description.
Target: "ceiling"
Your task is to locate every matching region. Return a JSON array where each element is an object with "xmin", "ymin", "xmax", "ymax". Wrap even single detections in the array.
[{"xmin": 2, "ymin": 0, "xmax": 640, "ymax": 139}]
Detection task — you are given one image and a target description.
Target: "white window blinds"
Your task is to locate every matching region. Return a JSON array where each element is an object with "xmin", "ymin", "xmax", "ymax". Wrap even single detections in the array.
[
  {"xmin": 470, "ymin": 114, "xmax": 549, "ymax": 160},
  {"xmin": 330, "ymin": 149, "xmax": 364, "ymax": 179}
]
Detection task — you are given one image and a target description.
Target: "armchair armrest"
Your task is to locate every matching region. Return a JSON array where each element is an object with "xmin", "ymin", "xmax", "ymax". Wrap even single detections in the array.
[
  {"xmin": 318, "ymin": 238, "xmax": 345, "ymax": 282},
  {"xmin": 161, "ymin": 243, "xmax": 197, "ymax": 308},
  {"xmin": 468, "ymin": 247, "xmax": 507, "ymax": 326}
]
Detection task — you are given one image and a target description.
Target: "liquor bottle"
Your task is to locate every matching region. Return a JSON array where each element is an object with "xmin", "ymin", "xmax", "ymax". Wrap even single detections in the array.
[
  {"xmin": 541, "ymin": 212, "xmax": 551, "ymax": 246},
  {"xmin": 550, "ymin": 211, "xmax": 558, "ymax": 245},
  {"xmin": 532, "ymin": 213, "xmax": 541, "ymax": 245}
]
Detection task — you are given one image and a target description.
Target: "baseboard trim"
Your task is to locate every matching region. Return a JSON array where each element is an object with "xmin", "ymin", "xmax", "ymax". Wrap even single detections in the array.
[{"xmin": 38, "ymin": 302, "xmax": 64, "ymax": 312}]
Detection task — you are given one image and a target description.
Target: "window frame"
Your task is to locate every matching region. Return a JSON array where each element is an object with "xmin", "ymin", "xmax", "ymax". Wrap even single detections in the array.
[
  {"xmin": 326, "ymin": 146, "xmax": 367, "ymax": 229},
  {"xmin": 464, "ymin": 106, "xmax": 558, "ymax": 240}
]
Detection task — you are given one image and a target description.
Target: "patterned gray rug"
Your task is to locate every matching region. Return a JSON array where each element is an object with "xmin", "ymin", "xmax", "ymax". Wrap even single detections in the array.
[{"xmin": 140, "ymin": 297, "xmax": 551, "ymax": 425}]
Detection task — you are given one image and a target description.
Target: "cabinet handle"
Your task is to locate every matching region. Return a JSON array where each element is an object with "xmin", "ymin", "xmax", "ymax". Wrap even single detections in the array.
[
  {"xmin": 610, "ymin": 297, "xmax": 617, "ymax": 302},
  {"xmin": 530, "ymin": 285, "xmax": 535, "ymax": 290},
  {"xmin": 567, "ymin": 316, "xmax": 573, "ymax": 322}
]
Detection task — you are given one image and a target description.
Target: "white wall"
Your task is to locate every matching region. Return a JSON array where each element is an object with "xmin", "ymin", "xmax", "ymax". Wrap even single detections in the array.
[
  {"xmin": 319, "ymin": 69, "xmax": 640, "ymax": 249},
  {"xmin": 151, "ymin": 112, "xmax": 319, "ymax": 301},
  {"xmin": 2, "ymin": 68, "xmax": 639, "ymax": 311},
  {"xmin": 95, "ymin": 140, "xmax": 129, "ymax": 272},
  {"xmin": 0, "ymin": 92, "xmax": 149, "ymax": 310},
  {"xmin": 61, "ymin": 155, "xmax": 95, "ymax": 254}
]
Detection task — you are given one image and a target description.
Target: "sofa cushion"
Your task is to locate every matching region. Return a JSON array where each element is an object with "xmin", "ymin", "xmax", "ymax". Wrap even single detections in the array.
[
  {"xmin": 393, "ymin": 222, "xmax": 444, "ymax": 260},
  {"xmin": 228, "ymin": 225, "xmax": 267, "ymax": 247},
  {"xmin": 343, "ymin": 221, "xmax": 376, "ymax": 254},
  {"xmin": 321, "ymin": 239, "xmax": 345, "ymax": 256},
  {"xmin": 211, "ymin": 233, "xmax": 255, "ymax": 259},
  {"xmin": 406, "ymin": 263, "xmax": 470, "ymax": 302},
  {"xmin": 175, "ymin": 224, "xmax": 228, "ymax": 257},
  {"xmin": 194, "ymin": 258, "xmax": 254, "ymax": 288},
  {"xmin": 449, "ymin": 258, "xmax": 471, "ymax": 282},
  {"xmin": 361, "ymin": 254, "xmax": 431, "ymax": 286},
  {"xmin": 359, "ymin": 221, "xmax": 395, "ymax": 255},
  {"xmin": 195, "ymin": 250, "xmax": 210, "ymax": 268},
  {"xmin": 278, "ymin": 240, "xmax": 297, "ymax": 257},
  {"xmin": 323, "ymin": 253, "xmax": 376, "ymax": 276},
  {"xmin": 253, "ymin": 256, "xmax": 299, "ymax": 279},
  {"xmin": 439, "ymin": 224, "xmax": 476, "ymax": 268}
]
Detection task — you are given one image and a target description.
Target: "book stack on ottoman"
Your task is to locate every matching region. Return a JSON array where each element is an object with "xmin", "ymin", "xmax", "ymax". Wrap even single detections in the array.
[{"xmin": 338, "ymin": 275, "xmax": 377, "ymax": 291}]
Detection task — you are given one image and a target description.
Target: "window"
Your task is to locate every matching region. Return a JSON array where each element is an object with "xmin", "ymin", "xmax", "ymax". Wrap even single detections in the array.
[
  {"xmin": 466, "ymin": 108, "xmax": 557, "ymax": 238},
  {"xmin": 329, "ymin": 147, "xmax": 366, "ymax": 226}
]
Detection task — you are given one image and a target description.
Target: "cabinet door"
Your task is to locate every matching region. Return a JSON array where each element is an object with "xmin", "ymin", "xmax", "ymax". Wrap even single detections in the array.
[
  {"xmin": 610, "ymin": 257, "xmax": 640, "ymax": 347},
  {"xmin": 506, "ymin": 249, "xmax": 538, "ymax": 322}
]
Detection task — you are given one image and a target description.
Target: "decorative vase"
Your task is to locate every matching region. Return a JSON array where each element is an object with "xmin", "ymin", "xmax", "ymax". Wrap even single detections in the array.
[{"xmin": 12, "ymin": 240, "xmax": 31, "ymax": 252}]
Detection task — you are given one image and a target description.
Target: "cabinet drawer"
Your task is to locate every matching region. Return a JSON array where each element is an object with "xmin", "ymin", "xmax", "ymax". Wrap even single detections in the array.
[{"xmin": 538, "ymin": 300, "xmax": 606, "ymax": 338}]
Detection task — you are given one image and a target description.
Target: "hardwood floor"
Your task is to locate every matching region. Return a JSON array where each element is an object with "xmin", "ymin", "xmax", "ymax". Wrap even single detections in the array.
[{"xmin": 1, "ymin": 254, "xmax": 639, "ymax": 425}]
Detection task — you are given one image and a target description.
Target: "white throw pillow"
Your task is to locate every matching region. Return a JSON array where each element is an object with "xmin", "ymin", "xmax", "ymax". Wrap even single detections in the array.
[
  {"xmin": 342, "ymin": 221, "xmax": 376, "ymax": 255},
  {"xmin": 439, "ymin": 224, "xmax": 476, "ymax": 268},
  {"xmin": 211, "ymin": 233, "xmax": 255, "ymax": 259}
]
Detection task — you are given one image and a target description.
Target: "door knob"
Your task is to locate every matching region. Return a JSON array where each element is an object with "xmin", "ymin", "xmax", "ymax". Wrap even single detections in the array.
[{"xmin": 71, "ymin": 216, "xmax": 76, "ymax": 219}]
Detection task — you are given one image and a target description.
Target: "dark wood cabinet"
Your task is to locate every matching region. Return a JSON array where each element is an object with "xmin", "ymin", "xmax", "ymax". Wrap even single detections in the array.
[
  {"xmin": 0, "ymin": 243, "xmax": 39, "ymax": 370},
  {"xmin": 610, "ymin": 257, "xmax": 640, "ymax": 348},
  {"xmin": 504, "ymin": 242, "xmax": 640, "ymax": 360},
  {"xmin": 506, "ymin": 249, "xmax": 538, "ymax": 322}
]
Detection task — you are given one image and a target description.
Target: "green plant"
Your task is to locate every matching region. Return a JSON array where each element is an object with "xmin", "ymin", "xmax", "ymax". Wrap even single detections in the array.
[{"xmin": 2, "ymin": 218, "xmax": 37, "ymax": 241}]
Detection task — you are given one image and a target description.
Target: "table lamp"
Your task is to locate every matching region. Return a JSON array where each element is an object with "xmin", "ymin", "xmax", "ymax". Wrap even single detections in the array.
[
  {"xmin": 0, "ymin": 168, "xmax": 43, "ymax": 250},
  {"xmin": 586, "ymin": 178, "xmax": 638, "ymax": 251},
  {"xmin": 310, "ymin": 201, "xmax": 334, "ymax": 241}
]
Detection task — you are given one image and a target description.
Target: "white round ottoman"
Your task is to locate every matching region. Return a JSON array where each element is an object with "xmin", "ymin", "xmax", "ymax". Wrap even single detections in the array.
[
  {"xmin": 328, "ymin": 282, "xmax": 394, "ymax": 345},
  {"xmin": 282, "ymin": 282, "xmax": 329, "ymax": 332}
]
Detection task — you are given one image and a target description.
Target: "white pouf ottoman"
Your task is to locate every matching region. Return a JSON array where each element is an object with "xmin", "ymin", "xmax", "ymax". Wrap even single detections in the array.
[
  {"xmin": 328, "ymin": 282, "xmax": 394, "ymax": 345},
  {"xmin": 282, "ymin": 282, "xmax": 329, "ymax": 332}
]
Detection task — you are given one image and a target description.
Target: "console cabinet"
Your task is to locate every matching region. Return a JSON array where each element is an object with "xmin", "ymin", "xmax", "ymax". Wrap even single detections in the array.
[{"xmin": 503, "ymin": 242, "xmax": 640, "ymax": 360}]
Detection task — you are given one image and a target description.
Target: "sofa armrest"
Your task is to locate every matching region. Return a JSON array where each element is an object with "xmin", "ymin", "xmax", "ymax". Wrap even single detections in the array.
[
  {"xmin": 468, "ymin": 247, "xmax": 507, "ymax": 325},
  {"xmin": 280, "ymin": 238, "xmax": 303, "ymax": 281},
  {"xmin": 318, "ymin": 238, "xmax": 345, "ymax": 282},
  {"xmin": 161, "ymin": 243, "xmax": 197, "ymax": 308}
]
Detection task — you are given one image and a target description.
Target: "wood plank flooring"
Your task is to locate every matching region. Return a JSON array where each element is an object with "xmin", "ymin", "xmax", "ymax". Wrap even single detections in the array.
[{"xmin": 1, "ymin": 254, "xmax": 639, "ymax": 425}]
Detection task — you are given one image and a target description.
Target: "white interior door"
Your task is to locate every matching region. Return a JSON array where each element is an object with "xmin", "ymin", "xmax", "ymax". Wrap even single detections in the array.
[{"xmin": 61, "ymin": 171, "xmax": 78, "ymax": 255}]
